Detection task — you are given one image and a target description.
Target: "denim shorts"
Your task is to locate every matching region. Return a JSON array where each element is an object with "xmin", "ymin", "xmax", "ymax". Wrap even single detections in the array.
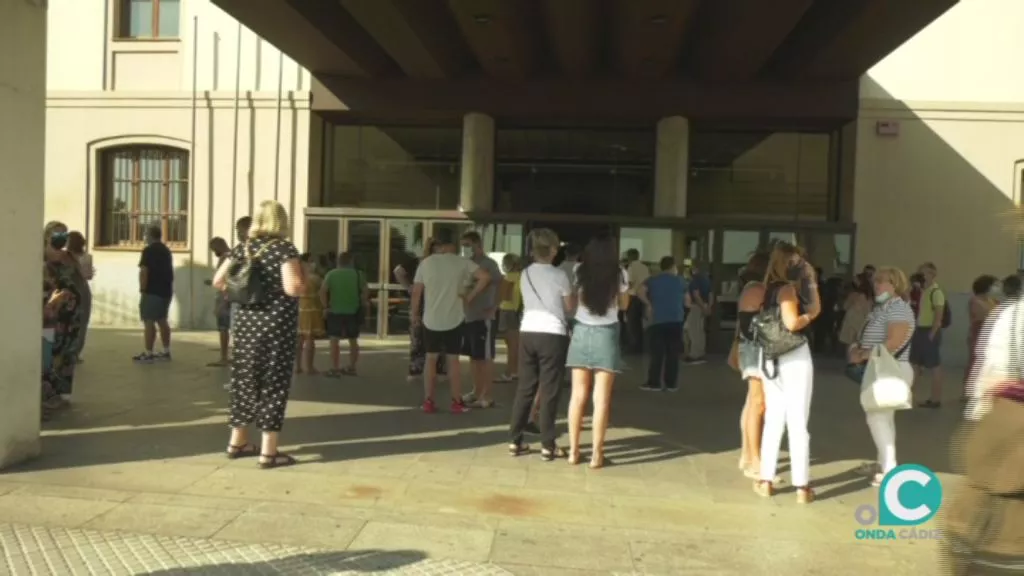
[{"xmin": 566, "ymin": 322, "xmax": 622, "ymax": 373}]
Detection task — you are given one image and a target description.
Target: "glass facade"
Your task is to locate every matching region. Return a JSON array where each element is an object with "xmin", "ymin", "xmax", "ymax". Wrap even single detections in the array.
[
  {"xmin": 321, "ymin": 125, "xmax": 461, "ymax": 209},
  {"xmin": 687, "ymin": 131, "xmax": 833, "ymax": 219},
  {"xmin": 494, "ymin": 128, "xmax": 654, "ymax": 216}
]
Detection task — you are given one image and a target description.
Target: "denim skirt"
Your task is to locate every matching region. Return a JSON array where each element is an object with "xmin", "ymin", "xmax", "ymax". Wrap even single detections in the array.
[{"xmin": 566, "ymin": 322, "xmax": 623, "ymax": 373}]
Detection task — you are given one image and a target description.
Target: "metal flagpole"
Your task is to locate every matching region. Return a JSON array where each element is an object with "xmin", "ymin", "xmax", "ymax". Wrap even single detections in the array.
[
  {"xmin": 231, "ymin": 21, "xmax": 241, "ymax": 234},
  {"xmin": 188, "ymin": 15, "xmax": 199, "ymax": 329},
  {"xmin": 273, "ymin": 51, "xmax": 284, "ymax": 201}
]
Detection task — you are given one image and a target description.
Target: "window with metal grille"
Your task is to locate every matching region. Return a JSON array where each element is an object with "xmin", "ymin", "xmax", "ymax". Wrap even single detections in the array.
[{"xmin": 98, "ymin": 146, "xmax": 189, "ymax": 248}]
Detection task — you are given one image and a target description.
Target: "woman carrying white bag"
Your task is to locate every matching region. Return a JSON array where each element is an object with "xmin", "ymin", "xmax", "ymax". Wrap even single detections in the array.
[{"xmin": 847, "ymin": 266, "xmax": 916, "ymax": 487}]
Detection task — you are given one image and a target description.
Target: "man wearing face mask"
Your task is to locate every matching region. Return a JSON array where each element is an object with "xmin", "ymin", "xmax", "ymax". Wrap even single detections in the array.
[
  {"xmin": 134, "ymin": 226, "xmax": 175, "ymax": 363},
  {"xmin": 459, "ymin": 230, "xmax": 503, "ymax": 408}
]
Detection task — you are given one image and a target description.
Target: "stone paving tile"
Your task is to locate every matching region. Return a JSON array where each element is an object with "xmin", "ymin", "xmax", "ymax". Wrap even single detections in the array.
[
  {"xmin": 0, "ymin": 522, "xmax": 514, "ymax": 575},
  {"xmin": 0, "ymin": 330, "xmax": 969, "ymax": 573}
]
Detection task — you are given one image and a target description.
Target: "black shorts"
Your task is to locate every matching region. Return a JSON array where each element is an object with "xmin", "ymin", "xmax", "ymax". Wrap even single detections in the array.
[
  {"xmin": 140, "ymin": 294, "xmax": 171, "ymax": 322},
  {"xmin": 909, "ymin": 327, "xmax": 942, "ymax": 368},
  {"xmin": 326, "ymin": 313, "xmax": 360, "ymax": 340},
  {"xmin": 424, "ymin": 325, "xmax": 462, "ymax": 354},
  {"xmin": 461, "ymin": 319, "xmax": 496, "ymax": 361}
]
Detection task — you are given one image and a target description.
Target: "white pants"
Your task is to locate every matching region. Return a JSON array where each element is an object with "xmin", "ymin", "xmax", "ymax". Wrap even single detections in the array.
[
  {"xmin": 864, "ymin": 361, "xmax": 914, "ymax": 474},
  {"xmin": 760, "ymin": 343, "xmax": 813, "ymax": 486}
]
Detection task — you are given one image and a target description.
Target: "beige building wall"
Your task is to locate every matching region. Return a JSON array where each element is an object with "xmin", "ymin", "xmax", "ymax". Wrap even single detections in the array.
[
  {"xmin": 855, "ymin": 0, "xmax": 1024, "ymax": 292},
  {"xmin": 45, "ymin": 0, "xmax": 312, "ymax": 329},
  {"xmin": 854, "ymin": 0, "xmax": 1024, "ymax": 365}
]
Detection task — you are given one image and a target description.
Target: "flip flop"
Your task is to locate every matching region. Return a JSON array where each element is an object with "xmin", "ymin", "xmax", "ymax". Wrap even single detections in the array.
[
  {"xmin": 226, "ymin": 444, "xmax": 259, "ymax": 460},
  {"xmin": 259, "ymin": 452, "xmax": 298, "ymax": 469}
]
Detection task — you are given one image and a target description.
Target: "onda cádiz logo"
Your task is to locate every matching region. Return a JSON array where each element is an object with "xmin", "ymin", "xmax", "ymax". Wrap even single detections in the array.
[{"xmin": 853, "ymin": 464, "xmax": 944, "ymax": 541}]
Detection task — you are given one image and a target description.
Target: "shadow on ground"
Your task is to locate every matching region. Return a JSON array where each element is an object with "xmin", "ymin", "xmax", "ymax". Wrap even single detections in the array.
[
  {"xmin": 142, "ymin": 549, "xmax": 430, "ymax": 575},
  {"xmin": 16, "ymin": 328, "xmax": 965, "ymax": 501}
]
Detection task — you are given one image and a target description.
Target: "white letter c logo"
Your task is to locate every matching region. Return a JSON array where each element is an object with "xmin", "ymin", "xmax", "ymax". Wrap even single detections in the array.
[{"xmin": 884, "ymin": 469, "xmax": 932, "ymax": 522}]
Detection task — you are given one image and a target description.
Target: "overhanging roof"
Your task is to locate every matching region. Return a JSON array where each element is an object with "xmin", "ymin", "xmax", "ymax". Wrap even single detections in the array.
[{"xmin": 213, "ymin": 0, "xmax": 958, "ymax": 122}]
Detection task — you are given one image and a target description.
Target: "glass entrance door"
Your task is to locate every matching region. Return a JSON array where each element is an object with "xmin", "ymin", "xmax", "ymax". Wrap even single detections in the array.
[{"xmin": 339, "ymin": 217, "xmax": 429, "ymax": 338}]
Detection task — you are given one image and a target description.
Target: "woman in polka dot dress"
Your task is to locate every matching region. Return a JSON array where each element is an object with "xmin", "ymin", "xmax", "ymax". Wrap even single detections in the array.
[{"xmin": 213, "ymin": 200, "xmax": 306, "ymax": 469}]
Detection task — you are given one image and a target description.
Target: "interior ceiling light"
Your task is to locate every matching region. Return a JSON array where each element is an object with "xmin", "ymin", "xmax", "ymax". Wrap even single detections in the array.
[
  {"xmin": 473, "ymin": 14, "xmax": 492, "ymax": 24},
  {"xmin": 650, "ymin": 15, "xmax": 668, "ymax": 24}
]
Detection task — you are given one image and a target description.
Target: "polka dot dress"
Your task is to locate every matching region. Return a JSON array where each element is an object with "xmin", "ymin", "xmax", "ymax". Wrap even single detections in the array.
[{"xmin": 228, "ymin": 236, "xmax": 300, "ymax": 432}]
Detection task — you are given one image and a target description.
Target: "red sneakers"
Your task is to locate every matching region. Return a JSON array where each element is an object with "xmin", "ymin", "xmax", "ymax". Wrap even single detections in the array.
[{"xmin": 422, "ymin": 398, "xmax": 470, "ymax": 414}]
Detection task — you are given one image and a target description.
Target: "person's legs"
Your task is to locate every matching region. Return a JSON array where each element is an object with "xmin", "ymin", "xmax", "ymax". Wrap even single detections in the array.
[
  {"xmin": 304, "ymin": 335, "xmax": 317, "ymax": 373},
  {"xmin": 469, "ymin": 320, "xmax": 495, "ymax": 405},
  {"xmin": 219, "ymin": 328, "xmax": 230, "ymax": 364},
  {"xmin": 157, "ymin": 319, "xmax": 171, "ymax": 351},
  {"xmin": 627, "ymin": 299, "xmax": 644, "ymax": 353},
  {"xmin": 504, "ymin": 327, "xmax": 520, "ymax": 379},
  {"xmin": 663, "ymin": 322, "xmax": 683, "ymax": 389},
  {"xmin": 742, "ymin": 378, "xmax": 765, "ymax": 474},
  {"xmin": 780, "ymin": 346, "xmax": 814, "ymax": 494},
  {"xmin": 509, "ymin": 333, "xmax": 540, "ymax": 447},
  {"xmin": 346, "ymin": 337, "xmax": 359, "ymax": 370},
  {"xmin": 866, "ymin": 410, "xmax": 897, "ymax": 474},
  {"xmin": 143, "ymin": 320, "xmax": 157, "ymax": 353},
  {"xmin": 928, "ymin": 333, "xmax": 944, "ymax": 403},
  {"xmin": 644, "ymin": 324, "xmax": 666, "ymax": 390},
  {"xmin": 590, "ymin": 370, "xmax": 616, "ymax": 467},
  {"xmin": 758, "ymin": 372, "xmax": 786, "ymax": 486},
  {"xmin": 685, "ymin": 307, "xmax": 707, "ymax": 359},
  {"xmin": 446, "ymin": 328, "xmax": 466, "ymax": 409},
  {"xmin": 567, "ymin": 368, "xmax": 591, "ymax": 460},
  {"xmin": 536, "ymin": 334, "xmax": 567, "ymax": 453}
]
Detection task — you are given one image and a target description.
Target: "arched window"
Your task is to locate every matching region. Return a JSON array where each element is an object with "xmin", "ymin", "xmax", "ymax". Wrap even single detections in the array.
[{"xmin": 98, "ymin": 145, "xmax": 189, "ymax": 248}]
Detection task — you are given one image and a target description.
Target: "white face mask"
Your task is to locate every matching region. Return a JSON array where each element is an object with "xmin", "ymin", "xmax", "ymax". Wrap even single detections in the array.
[
  {"xmin": 461, "ymin": 246, "xmax": 474, "ymax": 259},
  {"xmin": 875, "ymin": 291, "xmax": 892, "ymax": 304}
]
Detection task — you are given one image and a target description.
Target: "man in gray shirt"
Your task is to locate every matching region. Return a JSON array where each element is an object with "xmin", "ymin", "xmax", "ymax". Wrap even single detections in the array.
[{"xmin": 459, "ymin": 230, "xmax": 503, "ymax": 408}]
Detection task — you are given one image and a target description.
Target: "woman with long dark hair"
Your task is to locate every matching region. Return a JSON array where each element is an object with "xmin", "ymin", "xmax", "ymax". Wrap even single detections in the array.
[
  {"xmin": 565, "ymin": 234, "xmax": 629, "ymax": 468},
  {"xmin": 42, "ymin": 221, "xmax": 84, "ymax": 412}
]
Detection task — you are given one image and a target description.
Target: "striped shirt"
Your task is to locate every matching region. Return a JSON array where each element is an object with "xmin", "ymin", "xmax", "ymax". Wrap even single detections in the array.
[
  {"xmin": 858, "ymin": 298, "xmax": 915, "ymax": 362},
  {"xmin": 969, "ymin": 298, "xmax": 1024, "ymax": 419}
]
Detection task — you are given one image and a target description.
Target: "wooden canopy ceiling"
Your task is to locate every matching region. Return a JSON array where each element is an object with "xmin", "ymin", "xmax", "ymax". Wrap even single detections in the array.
[{"xmin": 213, "ymin": 0, "xmax": 958, "ymax": 122}]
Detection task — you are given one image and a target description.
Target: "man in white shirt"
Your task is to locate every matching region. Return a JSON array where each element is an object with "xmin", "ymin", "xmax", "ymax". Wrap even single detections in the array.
[
  {"xmin": 411, "ymin": 230, "xmax": 491, "ymax": 414},
  {"xmin": 624, "ymin": 248, "xmax": 650, "ymax": 354}
]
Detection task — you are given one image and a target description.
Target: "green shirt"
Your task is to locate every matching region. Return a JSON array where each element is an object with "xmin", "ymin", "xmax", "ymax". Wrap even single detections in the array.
[{"xmin": 323, "ymin": 267, "xmax": 366, "ymax": 314}]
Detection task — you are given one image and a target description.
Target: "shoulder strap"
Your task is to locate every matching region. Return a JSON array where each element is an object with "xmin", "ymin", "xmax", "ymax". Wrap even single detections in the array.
[{"xmin": 525, "ymin": 267, "xmax": 567, "ymax": 329}]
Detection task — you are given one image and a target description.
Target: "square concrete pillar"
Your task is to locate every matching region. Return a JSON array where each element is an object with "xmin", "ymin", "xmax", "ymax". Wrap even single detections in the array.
[
  {"xmin": 459, "ymin": 112, "xmax": 495, "ymax": 213},
  {"xmin": 0, "ymin": 0, "xmax": 46, "ymax": 468},
  {"xmin": 654, "ymin": 116, "xmax": 690, "ymax": 218}
]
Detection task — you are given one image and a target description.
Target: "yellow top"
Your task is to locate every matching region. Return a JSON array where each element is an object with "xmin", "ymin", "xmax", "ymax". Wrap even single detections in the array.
[
  {"xmin": 917, "ymin": 283, "xmax": 945, "ymax": 328},
  {"xmin": 499, "ymin": 271, "xmax": 522, "ymax": 311}
]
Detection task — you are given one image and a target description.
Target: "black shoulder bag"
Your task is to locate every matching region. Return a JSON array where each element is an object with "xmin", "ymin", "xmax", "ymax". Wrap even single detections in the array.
[
  {"xmin": 750, "ymin": 282, "xmax": 808, "ymax": 378},
  {"xmin": 225, "ymin": 240, "xmax": 275, "ymax": 305}
]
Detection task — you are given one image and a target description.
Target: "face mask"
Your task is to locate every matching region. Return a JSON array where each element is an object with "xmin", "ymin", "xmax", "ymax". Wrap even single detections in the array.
[
  {"xmin": 461, "ymin": 246, "xmax": 474, "ymax": 258},
  {"xmin": 875, "ymin": 291, "xmax": 892, "ymax": 304},
  {"xmin": 49, "ymin": 232, "xmax": 68, "ymax": 250}
]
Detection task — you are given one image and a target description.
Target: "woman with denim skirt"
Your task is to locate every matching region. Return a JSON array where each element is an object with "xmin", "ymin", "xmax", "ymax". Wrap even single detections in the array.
[{"xmin": 565, "ymin": 235, "xmax": 630, "ymax": 469}]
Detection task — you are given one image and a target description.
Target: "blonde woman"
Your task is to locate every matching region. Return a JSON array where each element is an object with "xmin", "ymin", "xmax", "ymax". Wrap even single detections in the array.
[
  {"xmin": 847, "ymin": 266, "xmax": 915, "ymax": 486},
  {"xmin": 735, "ymin": 250, "xmax": 769, "ymax": 479},
  {"xmin": 496, "ymin": 253, "xmax": 522, "ymax": 383},
  {"xmin": 508, "ymin": 230, "xmax": 574, "ymax": 460},
  {"xmin": 754, "ymin": 242, "xmax": 818, "ymax": 503},
  {"xmin": 213, "ymin": 201, "xmax": 305, "ymax": 469}
]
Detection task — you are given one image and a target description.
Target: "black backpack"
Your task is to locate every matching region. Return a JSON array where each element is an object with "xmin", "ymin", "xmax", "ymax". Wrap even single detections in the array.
[
  {"xmin": 225, "ymin": 240, "xmax": 275, "ymax": 305},
  {"xmin": 931, "ymin": 289, "xmax": 952, "ymax": 328},
  {"xmin": 750, "ymin": 282, "xmax": 808, "ymax": 378}
]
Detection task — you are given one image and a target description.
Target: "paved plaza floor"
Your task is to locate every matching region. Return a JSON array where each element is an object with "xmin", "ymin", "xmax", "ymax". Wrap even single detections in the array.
[{"xmin": 0, "ymin": 329, "xmax": 966, "ymax": 575}]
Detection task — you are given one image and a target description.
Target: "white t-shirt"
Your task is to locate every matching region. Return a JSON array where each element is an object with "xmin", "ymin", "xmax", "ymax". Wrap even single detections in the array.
[
  {"xmin": 572, "ymin": 263, "xmax": 629, "ymax": 326},
  {"xmin": 626, "ymin": 260, "xmax": 650, "ymax": 295},
  {"xmin": 413, "ymin": 253, "xmax": 479, "ymax": 332},
  {"xmin": 519, "ymin": 263, "xmax": 573, "ymax": 336}
]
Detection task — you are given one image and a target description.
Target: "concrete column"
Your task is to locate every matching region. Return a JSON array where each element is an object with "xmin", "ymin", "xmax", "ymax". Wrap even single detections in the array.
[
  {"xmin": 653, "ymin": 116, "xmax": 690, "ymax": 218},
  {"xmin": 0, "ymin": 0, "xmax": 46, "ymax": 468},
  {"xmin": 459, "ymin": 112, "xmax": 495, "ymax": 213}
]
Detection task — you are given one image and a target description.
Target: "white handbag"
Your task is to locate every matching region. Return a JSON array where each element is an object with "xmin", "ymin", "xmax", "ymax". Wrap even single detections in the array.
[{"xmin": 860, "ymin": 344, "xmax": 913, "ymax": 412}]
